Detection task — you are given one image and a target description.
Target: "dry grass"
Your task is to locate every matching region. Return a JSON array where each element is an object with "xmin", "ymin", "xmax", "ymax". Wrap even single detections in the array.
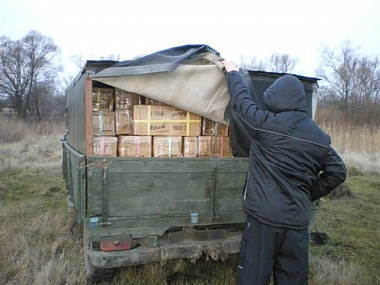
[
  {"xmin": 0, "ymin": 199, "xmax": 86, "ymax": 285},
  {"xmin": 0, "ymin": 118, "xmax": 379, "ymax": 285},
  {"xmin": 309, "ymin": 171, "xmax": 380, "ymax": 285},
  {"xmin": 309, "ymin": 256, "xmax": 365, "ymax": 285},
  {"xmin": 0, "ymin": 116, "xmax": 65, "ymax": 172},
  {"xmin": 319, "ymin": 121, "xmax": 380, "ymax": 173}
]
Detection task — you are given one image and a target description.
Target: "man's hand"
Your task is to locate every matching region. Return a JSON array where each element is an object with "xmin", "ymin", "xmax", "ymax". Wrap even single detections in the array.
[{"xmin": 222, "ymin": 60, "xmax": 240, "ymax": 73}]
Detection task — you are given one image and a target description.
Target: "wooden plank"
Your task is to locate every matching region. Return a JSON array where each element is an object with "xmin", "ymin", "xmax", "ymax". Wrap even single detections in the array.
[
  {"xmin": 217, "ymin": 158, "xmax": 249, "ymax": 172},
  {"xmin": 213, "ymin": 211, "xmax": 246, "ymax": 224},
  {"xmin": 86, "ymin": 214, "xmax": 227, "ymax": 239},
  {"xmin": 89, "ymin": 185, "xmax": 213, "ymax": 216},
  {"xmin": 87, "ymin": 172, "xmax": 215, "ymax": 193},
  {"xmin": 85, "ymin": 74, "xmax": 93, "ymax": 156},
  {"xmin": 87, "ymin": 157, "xmax": 217, "ymax": 174},
  {"xmin": 217, "ymin": 172, "xmax": 247, "ymax": 187},
  {"xmin": 108, "ymin": 199, "xmax": 213, "ymax": 217},
  {"xmin": 63, "ymin": 141, "xmax": 87, "ymax": 222},
  {"xmin": 216, "ymin": 197, "xmax": 244, "ymax": 212},
  {"xmin": 86, "ymin": 157, "xmax": 248, "ymax": 174},
  {"xmin": 107, "ymin": 185, "xmax": 214, "ymax": 201},
  {"xmin": 86, "ymin": 211, "xmax": 245, "ymax": 240},
  {"xmin": 106, "ymin": 172, "xmax": 214, "ymax": 188},
  {"xmin": 66, "ymin": 73, "xmax": 87, "ymax": 154}
]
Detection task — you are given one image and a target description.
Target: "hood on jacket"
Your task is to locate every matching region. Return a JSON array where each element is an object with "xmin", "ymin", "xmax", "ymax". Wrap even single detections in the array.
[{"xmin": 263, "ymin": 75, "xmax": 307, "ymax": 114}]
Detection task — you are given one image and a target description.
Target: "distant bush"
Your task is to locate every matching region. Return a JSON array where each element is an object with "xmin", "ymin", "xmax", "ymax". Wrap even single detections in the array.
[
  {"xmin": 0, "ymin": 116, "xmax": 29, "ymax": 143},
  {"xmin": 0, "ymin": 115, "xmax": 65, "ymax": 144}
]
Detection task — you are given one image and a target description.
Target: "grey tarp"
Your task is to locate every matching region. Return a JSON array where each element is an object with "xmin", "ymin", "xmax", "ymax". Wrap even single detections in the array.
[{"xmin": 90, "ymin": 44, "xmax": 231, "ymax": 125}]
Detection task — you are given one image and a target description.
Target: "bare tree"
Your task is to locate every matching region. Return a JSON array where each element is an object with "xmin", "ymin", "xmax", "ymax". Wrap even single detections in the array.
[
  {"xmin": 267, "ymin": 53, "xmax": 299, "ymax": 73},
  {"xmin": 316, "ymin": 40, "xmax": 380, "ymax": 125},
  {"xmin": 240, "ymin": 53, "xmax": 299, "ymax": 73},
  {"xmin": 0, "ymin": 31, "xmax": 61, "ymax": 119},
  {"xmin": 240, "ymin": 55, "xmax": 267, "ymax": 70},
  {"xmin": 70, "ymin": 54, "xmax": 86, "ymax": 71}
]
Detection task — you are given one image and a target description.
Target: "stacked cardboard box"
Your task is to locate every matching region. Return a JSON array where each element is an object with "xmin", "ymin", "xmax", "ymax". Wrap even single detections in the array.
[
  {"xmin": 133, "ymin": 105, "xmax": 202, "ymax": 137},
  {"xmin": 118, "ymin": 136, "xmax": 152, "ymax": 157},
  {"xmin": 92, "ymin": 87, "xmax": 114, "ymax": 112},
  {"xmin": 91, "ymin": 85, "xmax": 232, "ymax": 158},
  {"xmin": 115, "ymin": 89, "xmax": 143, "ymax": 110},
  {"xmin": 115, "ymin": 109, "xmax": 133, "ymax": 135},
  {"xmin": 202, "ymin": 117, "xmax": 229, "ymax": 136},
  {"xmin": 93, "ymin": 136, "xmax": 118, "ymax": 156},
  {"xmin": 115, "ymin": 89, "xmax": 143, "ymax": 135},
  {"xmin": 153, "ymin": 136, "xmax": 183, "ymax": 158},
  {"xmin": 92, "ymin": 111, "xmax": 116, "ymax": 136},
  {"xmin": 183, "ymin": 136, "xmax": 232, "ymax": 158}
]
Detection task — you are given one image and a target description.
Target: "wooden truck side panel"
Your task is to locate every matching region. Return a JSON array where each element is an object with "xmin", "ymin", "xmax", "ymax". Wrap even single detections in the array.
[
  {"xmin": 85, "ymin": 157, "xmax": 247, "ymax": 240},
  {"xmin": 62, "ymin": 141, "xmax": 86, "ymax": 222},
  {"xmin": 65, "ymin": 71, "xmax": 88, "ymax": 154}
]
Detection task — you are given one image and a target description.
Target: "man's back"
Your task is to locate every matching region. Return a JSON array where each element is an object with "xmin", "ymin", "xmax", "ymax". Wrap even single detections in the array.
[{"xmin": 227, "ymin": 73, "xmax": 346, "ymax": 229}]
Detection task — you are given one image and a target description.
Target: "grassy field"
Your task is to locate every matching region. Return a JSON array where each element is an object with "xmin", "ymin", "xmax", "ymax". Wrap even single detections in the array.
[{"xmin": 0, "ymin": 118, "xmax": 379, "ymax": 285}]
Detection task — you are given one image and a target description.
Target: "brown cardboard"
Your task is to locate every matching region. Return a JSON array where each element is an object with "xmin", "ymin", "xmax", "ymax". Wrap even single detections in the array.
[
  {"xmin": 210, "ymin": 136, "xmax": 233, "ymax": 157},
  {"xmin": 183, "ymin": 136, "xmax": 198, "ymax": 157},
  {"xmin": 202, "ymin": 117, "xmax": 229, "ymax": 136},
  {"xmin": 153, "ymin": 136, "xmax": 183, "ymax": 157},
  {"xmin": 93, "ymin": 111, "xmax": 116, "ymax": 136},
  {"xmin": 92, "ymin": 87, "xmax": 114, "ymax": 111},
  {"xmin": 133, "ymin": 105, "xmax": 202, "ymax": 136},
  {"xmin": 115, "ymin": 109, "xmax": 134, "ymax": 135},
  {"xmin": 197, "ymin": 136, "xmax": 233, "ymax": 157},
  {"xmin": 118, "ymin": 136, "xmax": 152, "ymax": 157},
  {"xmin": 92, "ymin": 136, "xmax": 117, "ymax": 156},
  {"xmin": 197, "ymin": 136, "xmax": 213, "ymax": 157},
  {"xmin": 115, "ymin": 89, "xmax": 143, "ymax": 110}
]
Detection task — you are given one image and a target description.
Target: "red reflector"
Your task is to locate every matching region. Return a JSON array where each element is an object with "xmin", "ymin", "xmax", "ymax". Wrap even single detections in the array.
[{"xmin": 100, "ymin": 235, "xmax": 132, "ymax": 251}]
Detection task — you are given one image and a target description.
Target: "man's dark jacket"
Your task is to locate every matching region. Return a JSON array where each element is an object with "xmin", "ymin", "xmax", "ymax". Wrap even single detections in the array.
[{"xmin": 227, "ymin": 71, "xmax": 347, "ymax": 230}]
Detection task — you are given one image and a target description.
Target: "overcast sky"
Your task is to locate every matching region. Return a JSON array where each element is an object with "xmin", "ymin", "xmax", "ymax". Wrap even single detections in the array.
[{"xmin": 1, "ymin": 0, "xmax": 379, "ymax": 78}]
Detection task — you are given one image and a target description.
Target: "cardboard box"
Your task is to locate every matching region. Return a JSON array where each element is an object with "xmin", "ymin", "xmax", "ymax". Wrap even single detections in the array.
[
  {"xmin": 197, "ymin": 136, "xmax": 233, "ymax": 157},
  {"xmin": 115, "ymin": 89, "xmax": 143, "ymax": 110},
  {"xmin": 118, "ymin": 136, "xmax": 152, "ymax": 157},
  {"xmin": 93, "ymin": 111, "xmax": 115, "ymax": 136},
  {"xmin": 183, "ymin": 136, "xmax": 198, "ymax": 158},
  {"xmin": 92, "ymin": 136, "xmax": 117, "ymax": 156},
  {"xmin": 115, "ymin": 109, "xmax": 134, "ymax": 135},
  {"xmin": 202, "ymin": 118, "xmax": 229, "ymax": 136},
  {"xmin": 210, "ymin": 136, "xmax": 233, "ymax": 157},
  {"xmin": 153, "ymin": 136, "xmax": 183, "ymax": 157},
  {"xmin": 92, "ymin": 87, "xmax": 114, "ymax": 111},
  {"xmin": 133, "ymin": 105, "xmax": 202, "ymax": 136},
  {"xmin": 197, "ymin": 136, "xmax": 213, "ymax": 157}
]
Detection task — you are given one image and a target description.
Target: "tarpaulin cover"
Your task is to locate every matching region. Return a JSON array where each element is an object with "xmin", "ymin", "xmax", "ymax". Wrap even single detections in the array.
[
  {"xmin": 89, "ymin": 44, "xmax": 316, "ymax": 157},
  {"xmin": 90, "ymin": 44, "xmax": 236, "ymax": 125}
]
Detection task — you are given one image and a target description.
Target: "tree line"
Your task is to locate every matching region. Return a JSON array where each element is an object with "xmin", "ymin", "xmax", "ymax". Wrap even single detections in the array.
[
  {"xmin": 0, "ymin": 31, "xmax": 65, "ymax": 121},
  {"xmin": 0, "ymin": 31, "xmax": 379, "ymax": 126}
]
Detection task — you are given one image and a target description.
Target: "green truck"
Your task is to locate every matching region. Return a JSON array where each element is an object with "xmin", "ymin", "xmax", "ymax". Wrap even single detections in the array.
[{"xmin": 62, "ymin": 49, "xmax": 320, "ymax": 282}]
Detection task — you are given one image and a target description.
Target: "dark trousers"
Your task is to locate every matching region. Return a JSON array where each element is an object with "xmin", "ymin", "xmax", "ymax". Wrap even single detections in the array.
[{"xmin": 236, "ymin": 216, "xmax": 309, "ymax": 285}]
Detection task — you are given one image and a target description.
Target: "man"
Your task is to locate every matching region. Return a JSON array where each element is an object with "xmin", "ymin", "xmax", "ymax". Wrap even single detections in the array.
[{"xmin": 222, "ymin": 61, "xmax": 347, "ymax": 285}]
